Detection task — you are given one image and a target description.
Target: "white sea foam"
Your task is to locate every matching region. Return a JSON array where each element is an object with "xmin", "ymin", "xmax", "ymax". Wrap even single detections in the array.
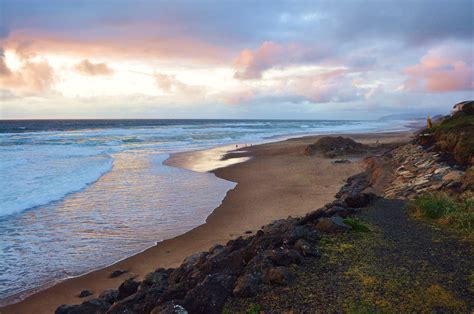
[
  {"xmin": 0, "ymin": 119, "xmax": 408, "ymax": 217},
  {"xmin": 0, "ymin": 145, "xmax": 113, "ymax": 216}
]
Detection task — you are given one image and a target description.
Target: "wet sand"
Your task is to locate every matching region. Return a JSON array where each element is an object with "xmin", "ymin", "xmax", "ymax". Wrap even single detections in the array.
[{"xmin": 1, "ymin": 131, "xmax": 412, "ymax": 314}]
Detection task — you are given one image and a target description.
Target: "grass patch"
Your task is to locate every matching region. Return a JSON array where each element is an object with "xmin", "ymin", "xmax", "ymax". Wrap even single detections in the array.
[
  {"xmin": 246, "ymin": 303, "xmax": 261, "ymax": 314},
  {"xmin": 345, "ymin": 300, "xmax": 380, "ymax": 314},
  {"xmin": 408, "ymin": 192, "xmax": 474, "ymax": 235},
  {"xmin": 425, "ymin": 284, "xmax": 466, "ymax": 309},
  {"xmin": 343, "ymin": 217, "xmax": 371, "ymax": 232}
]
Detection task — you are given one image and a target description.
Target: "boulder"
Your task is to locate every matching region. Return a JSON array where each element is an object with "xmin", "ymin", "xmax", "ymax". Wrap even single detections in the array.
[
  {"xmin": 443, "ymin": 170, "xmax": 464, "ymax": 182},
  {"xmin": 78, "ymin": 290, "xmax": 92, "ymax": 298},
  {"xmin": 151, "ymin": 302, "xmax": 188, "ymax": 314},
  {"xmin": 182, "ymin": 273, "xmax": 236, "ymax": 314},
  {"xmin": 55, "ymin": 298, "xmax": 111, "ymax": 314},
  {"xmin": 315, "ymin": 216, "xmax": 351, "ymax": 233},
  {"xmin": 233, "ymin": 273, "xmax": 262, "ymax": 297},
  {"xmin": 109, "ymin": 269, "xmax": 127, "ymax": 278},
  {"xmin": 298, "ymin": 208, "xmax": 327, "ymax": 225},
  {"xmin": 325, "ymin": 205, "xmax": 352, "ymax": 218},
  {"xmin": 143, "ymin": 268, "xmax": 170, "ymax": 289},
  {"xmin": 344, "ymin": 192, "xmax": 376, "ymax": 208},
  {"xmin": 98, "ymin": 289, "xmax": 119, "ymax": 304},
  {"xmin": 263, "ymin": 267, "xmax": 295, "ymax": 285},
  {"xmin": 118, "ymin": 278, "xmax": 139, "ymax": 300},
  {"xmin": 294, "ymin": 239, "xmax": 320, "ymax": 257},
  {"xmin": 267, "ymin": 248, "xmax": 303, "ymax": 266}
]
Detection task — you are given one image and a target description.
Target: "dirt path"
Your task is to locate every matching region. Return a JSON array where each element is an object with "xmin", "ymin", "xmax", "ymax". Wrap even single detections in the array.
[{"xmin": 226, "ymin": 198, "xmax": 474, "ymax": 313}]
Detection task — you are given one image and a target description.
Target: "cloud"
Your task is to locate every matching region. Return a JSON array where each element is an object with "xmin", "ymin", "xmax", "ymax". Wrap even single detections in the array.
[
  {"xmin": 282, "ymin": 69, "xmax": 363, "ymax": 103},
  {"xmin": 234, "ymin": 42, "xmax": 286, "ymax": 79},
  {"xmin": 154, "ymin": 73, "xmax": 204, "ymax": 95},
  {"xmin": 403, "ymin": 44, "xmax": 473, "ymax": 92},
  {"xmin": 226, "ymin": 67, "xmax": 366, "ymax": 105},
  {"xmin": 75, "ymin": 59, "xmax": 114, "ymax": 76},
  {"xmin": 233, "ymin": 41, "xmax": 332, "ymax": 80},
  {"xmin": 0, "ymin": 48, "xmax": 56, "ymax": 93}
]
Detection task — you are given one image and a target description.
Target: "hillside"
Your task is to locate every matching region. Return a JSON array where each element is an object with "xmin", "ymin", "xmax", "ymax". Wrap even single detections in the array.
[{"xmin": 419, "ymin": 101, "xmax": 474, "ymax": 166}]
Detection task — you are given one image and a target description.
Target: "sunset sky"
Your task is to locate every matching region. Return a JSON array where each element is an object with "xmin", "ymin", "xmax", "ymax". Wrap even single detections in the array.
[{"xmin": 0, "ymin": 0, "xmax": 473, "ymax": 119}]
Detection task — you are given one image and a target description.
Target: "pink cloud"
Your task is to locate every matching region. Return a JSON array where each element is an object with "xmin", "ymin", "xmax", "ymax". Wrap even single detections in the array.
[
  {"xmin": 233, "ymin": 41, "xmax": 332, "ymax": 80},
  {"xmin": 403, "ymin": 45, "xmax": 473, "ymax": 92},
  {"xmin": 234, "ymin": 41, "xmax": 304, "ymax": 80},
  {"xmin": 3, "ymin": 30, "xmax": 229, "ymax": 63},
  {"xmin": 75, "ymin": 59, "xmax": 114, "ymax": 76},
  {"xmin": 234, "ymin": 41, "xmax": 285, "ymax": 79},
  {"xmin": 0, "ymin": 49, "xmax": 55, "ymax": 93},
  {"xmin": 154, "ymin": 73, "xmax": 204, "ymax": 95}
]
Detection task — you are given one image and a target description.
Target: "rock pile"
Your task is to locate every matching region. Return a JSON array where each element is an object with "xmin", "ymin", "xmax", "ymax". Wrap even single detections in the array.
[
  {"xmin": 305, "ymin": 136, "xmax": 367, "ymax": 158},
  {"xmin": 56, "ymin": 172, "xmax": 376, "ymax": 314},
  {"xmin": 383, "ymin": 144, "xmax": 469, "ymax": 199}
]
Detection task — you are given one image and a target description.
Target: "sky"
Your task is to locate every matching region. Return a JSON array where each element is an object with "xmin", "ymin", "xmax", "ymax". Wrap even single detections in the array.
[{"xmin": 0, "ymin": 0, "xmax": 473, "ymax": 119}]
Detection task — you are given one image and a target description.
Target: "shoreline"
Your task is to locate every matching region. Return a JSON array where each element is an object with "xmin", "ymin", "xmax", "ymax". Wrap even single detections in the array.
[{"xmin": 1, "ymin": 130, "xmax": 413, "ymax": 313}]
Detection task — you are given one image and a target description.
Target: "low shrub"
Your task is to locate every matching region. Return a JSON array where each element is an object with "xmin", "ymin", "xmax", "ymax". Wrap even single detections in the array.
[
  {"xmin": 343, "ymin": 218, "xmax": 371, "ymax": 232},
  {"xmin": 246, "ymin": 303, "xmax": 261, "ymax": 314},
  {"xmin": 408, "ymin": 192, "xmax": 474, "ymax": 234}
]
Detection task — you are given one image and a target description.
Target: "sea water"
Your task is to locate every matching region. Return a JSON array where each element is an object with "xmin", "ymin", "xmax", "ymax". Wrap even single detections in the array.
[{"xmin": 0, "ymin": 119, "xmax": 408, "ymax": 302}]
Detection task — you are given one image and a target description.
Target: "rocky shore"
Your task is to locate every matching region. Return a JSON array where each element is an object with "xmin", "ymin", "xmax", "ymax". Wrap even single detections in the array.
[
  {"xmin": 56, "ymin": 149, "xmax": 378, "ymax": 314},
  {"xmin": 383, "ymin": 143, "xmax": 471, "ymax": 199}
]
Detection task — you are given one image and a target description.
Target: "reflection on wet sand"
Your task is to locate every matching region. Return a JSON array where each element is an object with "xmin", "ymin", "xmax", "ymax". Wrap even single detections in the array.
[
  {"xmin": 165, "ymin": 144, "xmax": 251, "ymax": 173},
  {"xmin": 0, "ymin": 149, "xmax": 235, "ymax": 302}
]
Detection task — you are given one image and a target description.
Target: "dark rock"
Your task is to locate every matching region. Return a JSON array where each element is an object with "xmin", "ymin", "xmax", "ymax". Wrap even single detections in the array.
[
  {"xmin": 118, "ymin": 278, "xmax": 139, "ymax": 300},
  {"xmin": 267, "ymin": 248, "xmax": 303, "ymax": 266},
  {"xmin": 282, "ymin": 225, "xmax": 312, "ymax": 245},
  {"xmin": 109, "ymin": 269, "xmax": 127, "ymax": 278},
  {"xmin": 294, "ymin": 239, "xmax": 320, "ymax": 257},
  {"xmin": 55, "ymin": 298, "xmax": 111, "ymax": 314},
  {"xmin": 108, "ymin": 285, "xmax": 168, "ymax": 314},
  {"xmin": 244, "ymin": 230, "xmax": 253, "ymax": 234},
  {"xmin": 334, "ymin": 159, "xmax": 351, "ymax": 164},
  {"xmin": 143, "ymin": 268, "xmax": 169, "ymax": 289},
  {"xmin": 344, "ymin": 192, "xmax": 376, "ymax": 208},
  {"xmin": 225, "ymin": 236, "xmax": 251, "ymax": 252},
  {"xmin": 325, "ymin": 205, "xmax": 353, "ymax": 218},
  {"xmin": 315, "ymin": 216, "xmax": 351, "ymax": 233},
  {"xmin": 263, "ymin": 266, "xmax": 295, "ymax": 285},
  {"xmin": 209, "ymin": 244, "xmax": 224, "ymax": 254},
  {"xmin": 182, "ymin": 273, "xmax": 236, "ymax": 314},
  {"xmin": 151, "ymin": 302, "xmax": 188, "ymax": 314},
  {"xmin": 199, "ymin": 248, "xmax": 246, "ymax": 278},
  {"xmin": 245, "ymin": 254, "xmax": 274, "ymax": 275},
  {"xmin": 168, "ymin": 252, "xmax": 208, "ymax": 288},
  {"xmin": 55, "ymin": 304, "xmax": 77, "ymax": 314},
  {"xmin": 78, "ymin": 290, "xmax": 92, "ymax": 298},
  {"xmin": 233, "ymin": 273, "xmax": 262, "ymax": 297},
  {"xmin": 98, "ymin": 289, "xmax": 119, "ymax": 304},
  {"xmin": 298, "ymin": 208, "xmax": 327, "ymax": 225}
]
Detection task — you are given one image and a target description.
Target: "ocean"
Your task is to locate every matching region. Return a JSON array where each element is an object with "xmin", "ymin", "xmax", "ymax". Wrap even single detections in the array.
[{"xmin": 0, "ymin": 119, "xmax": 408, "ymax": 301}]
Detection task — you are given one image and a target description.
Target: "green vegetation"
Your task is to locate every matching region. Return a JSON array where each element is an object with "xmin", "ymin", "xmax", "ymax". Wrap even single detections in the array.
[
  {"xmin": 423, "ymin": 111, "xmax": 474, "ymax": 165},
  {"xmin": 345, "ymin": 301, "xmax": 380, "ymax": 314},
  {"xmin": 428, "ymin": 112, "xmax": 474, "ymax": 132},
  {"xmin": 408, "ymin": 192, "xmax": 474, "ymax": 235},
  {"xmin": 343, "ymin": 217, "xmax": 371, "ymax": 232},
  {"xmin": 245, "ymin": 303, "xmax": 261, "ymax": 314}
]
